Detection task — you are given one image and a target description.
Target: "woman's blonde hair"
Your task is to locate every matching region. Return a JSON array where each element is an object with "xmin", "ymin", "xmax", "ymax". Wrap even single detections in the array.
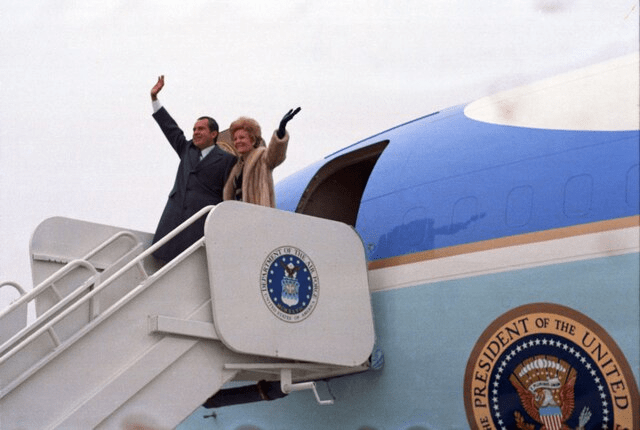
[{"xmin": 230, "ymin": 117, "xmax": 263, "ymax": 148}]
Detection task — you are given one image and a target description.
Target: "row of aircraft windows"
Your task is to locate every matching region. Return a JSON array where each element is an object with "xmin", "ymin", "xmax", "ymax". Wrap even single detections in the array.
[{"xmin": 443, "ymin": 164, "xmax": 640, "ymax": 229}]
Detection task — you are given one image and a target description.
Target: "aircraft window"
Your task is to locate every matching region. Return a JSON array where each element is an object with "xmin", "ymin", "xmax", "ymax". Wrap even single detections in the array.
[
  {"xmin": 626, "ymin": 164, "xmax": 639, "ymax": 209},
  {"xmin": 452, "ymin": 196, "xmax": 479, "ymax": 228},
  {"xmin": 296, "ymin": 140, "xmax": 389, "ymax": 226},
  {"xmin": 564, "ymin": 174, "xmax": 593, "ymax": 217},
  {"xmin": 506, "ymin": 186, "xmax": 533, "ymax": 227}
]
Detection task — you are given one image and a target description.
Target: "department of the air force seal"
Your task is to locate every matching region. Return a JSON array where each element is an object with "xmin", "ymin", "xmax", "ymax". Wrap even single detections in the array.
[
  {"xmin": 260, "ymin": 246, "xmax": 319, "ymax": 323},
  {"xmin": 464, "ymin": 303, "xmax": 639, "ymax": 430}
]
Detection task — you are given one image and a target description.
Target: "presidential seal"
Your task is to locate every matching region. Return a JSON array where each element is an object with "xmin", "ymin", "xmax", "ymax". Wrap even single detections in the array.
[
  {"xmin": 260, "ymin": 246, "xmax": 319, "ymax": 323},
  {"xmin": 464, "ymin": 303, "xmax": 639, "ymax": 430}
]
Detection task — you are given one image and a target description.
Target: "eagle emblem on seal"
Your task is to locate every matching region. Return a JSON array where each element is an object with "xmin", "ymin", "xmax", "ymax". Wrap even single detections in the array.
[
  {"xmin": 261, "ymin": 247, "xmax": 319, "ymax": 322},
  {"xmin": 509, "ymin": 356, "xmax": 591, "ymax": 430},
  {"xmin": 281, "ymin": 262, "xmax": 301, "ymax": 306}
]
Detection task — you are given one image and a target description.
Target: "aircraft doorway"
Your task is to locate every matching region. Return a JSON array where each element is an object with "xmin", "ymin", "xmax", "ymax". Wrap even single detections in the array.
[{"xmin": 295, "ymin": 140, "xmax": 389, "ymax": 226}]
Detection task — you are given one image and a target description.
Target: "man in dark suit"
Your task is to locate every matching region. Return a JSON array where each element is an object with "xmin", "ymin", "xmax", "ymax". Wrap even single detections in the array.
[{"xmin": 150, "ymin": 75, "xmax": 236, "ymax": 262}]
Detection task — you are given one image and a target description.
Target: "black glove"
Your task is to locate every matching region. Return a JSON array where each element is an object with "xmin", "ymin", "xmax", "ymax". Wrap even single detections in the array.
[{"xmin": 277, "ymin": 107, "xmax": 301, "ymax": 139}]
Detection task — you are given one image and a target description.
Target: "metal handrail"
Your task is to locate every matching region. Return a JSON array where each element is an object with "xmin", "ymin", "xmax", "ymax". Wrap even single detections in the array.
[
  {"xmin": 0, "ymin": 230, "xmax": 141, "ymax": 320},
  {"xmin": 0, "ymin": 230, "xmax": 144, "ymax": 357},
  {"xmin": 83, "ymin": 231, "xmax": 139, "ymax": 261},
  {"xmin": 0, "ymin": 205, "xmax": 214, "ymax": 369},
  {"xmin": 0, "ymin": 260, "xmax": 98, "ymax": 322},
  {"xmin": 0, "ymin": 261, "xmax": 99, "ymax": 355},
  {"xmin": 0, "ymin": 281, "xmax": 27, "ymax": 299}
]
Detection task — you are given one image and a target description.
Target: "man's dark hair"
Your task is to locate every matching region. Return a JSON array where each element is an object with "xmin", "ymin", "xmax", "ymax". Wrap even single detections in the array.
[{"xmin": 198, "ymin": 116, "xmax": 219, "ymax": 142}]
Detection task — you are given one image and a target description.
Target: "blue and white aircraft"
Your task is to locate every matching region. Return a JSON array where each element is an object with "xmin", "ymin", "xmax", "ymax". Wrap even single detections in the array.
[
  {"xmin": 0, "ymin": 53, "xmax": 637, "ymax": 430},
  {"xmin": 181, "ymin": 53, "xmax": 640, "ymax": 429}
]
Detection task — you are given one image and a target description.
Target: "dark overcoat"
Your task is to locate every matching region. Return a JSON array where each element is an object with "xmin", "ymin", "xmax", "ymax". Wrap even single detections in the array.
[{"xmin": 152, "ymin": 107, "xmax": 236, "ymax": 261}]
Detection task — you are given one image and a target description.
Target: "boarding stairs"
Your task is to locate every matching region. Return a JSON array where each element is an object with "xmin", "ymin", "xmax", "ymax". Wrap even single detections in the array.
[{"xmin": 0, "ymin": 202, "xmax": 375, "ymax": 429}]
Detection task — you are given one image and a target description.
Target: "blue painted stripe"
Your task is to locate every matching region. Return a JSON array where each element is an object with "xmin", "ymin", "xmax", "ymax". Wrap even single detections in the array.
[{"xmin": 355, "ymin": 110, "xmax": 639, "ymax": 260}]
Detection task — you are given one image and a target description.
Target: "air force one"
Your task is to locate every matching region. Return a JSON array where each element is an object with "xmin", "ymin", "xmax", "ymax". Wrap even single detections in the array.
[{"xmin": 0, "ymin": 53, "xmax": 638, "ymax": 430}]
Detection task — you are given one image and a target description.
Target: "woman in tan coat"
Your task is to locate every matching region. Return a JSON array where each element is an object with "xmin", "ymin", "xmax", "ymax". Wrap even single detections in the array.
[{"xmin": 223, "ymin": 108, "xmax": 301, "ymax": 207}]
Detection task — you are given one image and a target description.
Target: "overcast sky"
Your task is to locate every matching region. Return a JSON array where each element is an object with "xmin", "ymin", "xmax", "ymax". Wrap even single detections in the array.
[{"xmin": 1, "ymin": 1, "xmax": 638, "ymax": 304}]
